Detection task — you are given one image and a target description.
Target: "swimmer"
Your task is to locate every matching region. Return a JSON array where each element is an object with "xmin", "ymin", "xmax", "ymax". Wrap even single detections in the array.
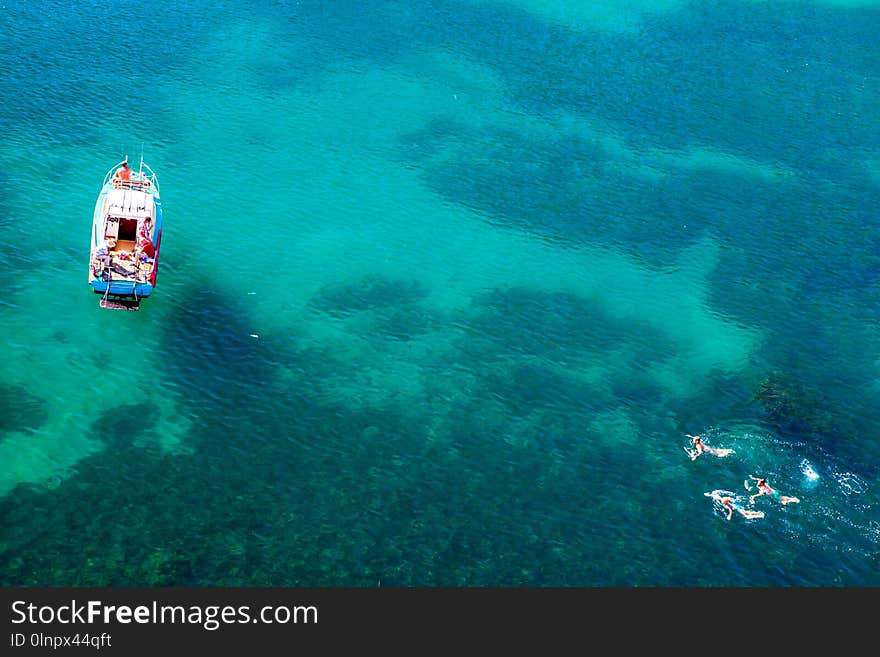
[
  {"xmin": 705, "ymin": 491, "xmax": 764, "ymax": 521},
  {"xmin": 685, "ymin": 434, "xmax": 735, "ymax": 460},
  {"xmin": 748, "ymin": 475, "xmax": 800, "ymax": 505}
]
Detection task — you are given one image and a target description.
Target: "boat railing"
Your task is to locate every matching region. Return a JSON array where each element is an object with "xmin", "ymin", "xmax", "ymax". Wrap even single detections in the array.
[{"xmin": 102, "ymin": 160, "xmax": 160, "ymax": 195}]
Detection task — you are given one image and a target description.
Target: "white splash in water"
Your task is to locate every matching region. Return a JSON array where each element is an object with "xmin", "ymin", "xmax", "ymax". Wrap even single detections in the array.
[
  {"xmin": 835, "ymin": 472, "xmax": 867, "ymax": 496},
  {"xmin": 801, "ymin": 459, "xmax": 820, "ymax": 481}
]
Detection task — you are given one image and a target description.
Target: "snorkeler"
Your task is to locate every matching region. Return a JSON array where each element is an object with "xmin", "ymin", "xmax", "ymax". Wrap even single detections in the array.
[
  {"xmin": 705, "ymin": 491, "xmax": 764, "ymax": 521},
  {"xmin": 685, "ymin": 434, "xmax": 735, "ymax": 461},
  {"xmin": 748, "ymin": 475, "xmax": 800, "ymax": 505}
]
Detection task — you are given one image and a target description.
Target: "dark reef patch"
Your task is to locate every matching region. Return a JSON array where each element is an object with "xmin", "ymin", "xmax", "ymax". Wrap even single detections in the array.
[
  {"xmin": 308, "ymin": 273, "xmax": 429, "ymax": 319},
  {"xmin": 0, "ymin": 384, "xmax": 49, "ymax": 435},
  {"xmin": 461, "ymin": 286, "xmax": 673, "ymax": 366},
  {"xmin": 753, "ymin": 370, "xmax": 838, "ymax": 438},
  {"xmin": 159, "ymin": 286, "xmax": 283, "ymax": 428}
]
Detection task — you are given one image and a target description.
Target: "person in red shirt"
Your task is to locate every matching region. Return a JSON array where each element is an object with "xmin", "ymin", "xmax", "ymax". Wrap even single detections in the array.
[{"xmin": 136, "ymin": 235, "xmax": 155, "ymax": 260}]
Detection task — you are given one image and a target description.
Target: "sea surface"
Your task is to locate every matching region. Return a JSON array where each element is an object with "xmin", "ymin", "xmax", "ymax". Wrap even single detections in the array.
[{"xmin": 0, "ymin": 0, "xmax": 878, "ymax": 586}]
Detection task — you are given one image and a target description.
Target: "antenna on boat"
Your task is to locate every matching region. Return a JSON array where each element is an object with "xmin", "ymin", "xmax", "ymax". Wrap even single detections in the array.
[{"xmin": 138, "ymin": 142, "xmax": 145, "ymax": 176}]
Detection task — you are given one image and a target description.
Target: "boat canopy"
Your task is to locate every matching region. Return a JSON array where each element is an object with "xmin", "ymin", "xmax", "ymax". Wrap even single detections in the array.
[{"xmin": 106, "ymin": 188, "xmax": 153, "ymax": 219}]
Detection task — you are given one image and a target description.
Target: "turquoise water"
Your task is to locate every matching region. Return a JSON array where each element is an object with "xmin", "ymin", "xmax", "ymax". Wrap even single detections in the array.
[{"xmin": 1, "ymin": 0, "xmax": 878, "ymax": 586}]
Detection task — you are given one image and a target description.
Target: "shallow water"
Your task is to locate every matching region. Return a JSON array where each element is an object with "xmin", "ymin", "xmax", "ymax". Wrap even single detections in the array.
[{"xmin": 1, "ymin": 0, "xmax": 878, "ymax": 586}]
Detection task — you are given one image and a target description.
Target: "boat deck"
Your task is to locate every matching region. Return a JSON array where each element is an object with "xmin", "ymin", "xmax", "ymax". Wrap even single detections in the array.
[{"xmin": 94, "ymin": 243, "xmax": 154, "ymax": 284}]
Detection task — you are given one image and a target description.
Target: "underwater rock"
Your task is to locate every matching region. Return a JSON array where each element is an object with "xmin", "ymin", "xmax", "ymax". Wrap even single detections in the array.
[
  {"xmin": 753, "ymin": 371, "xmax": 835, "ymax": 436},
  {"xmin": 0, "ymin": 384, "xmax": 49, "ymax": 435},
  {"xmin": 309, "ymin": 274, "xmax": 428, "ymax": 318}
]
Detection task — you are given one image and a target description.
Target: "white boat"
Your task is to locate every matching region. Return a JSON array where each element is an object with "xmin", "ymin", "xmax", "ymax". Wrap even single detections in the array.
[{"xmin": 88, "ymin": 158, "xmax": 163, "ymax": 310}]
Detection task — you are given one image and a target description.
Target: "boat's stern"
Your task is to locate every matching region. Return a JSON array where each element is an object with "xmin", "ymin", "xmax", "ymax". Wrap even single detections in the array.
[{"xmin": 100, "ymin": 297, "xmax": 141, "ymax": 311}]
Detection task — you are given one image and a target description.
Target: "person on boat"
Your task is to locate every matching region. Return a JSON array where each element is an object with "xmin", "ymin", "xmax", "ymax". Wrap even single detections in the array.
[
  {"xmin": 95, "ymin": 236, "xmax": 116, "ymax": 257},
  {"xmin": 138, "ymin": 216, "xmax": 153, "ymax": 241},
  {"xmin": 685, "ymin": 434, "xmax": 734, "ymax": 460},
  {"xmin": 748, "ymin": 475, "xmax": 800, "ymax": 505},
  {"xmin": 136, "ymin": 235, "xmax": 155, "ymax": 261},
  {"xmin": 705, "ymin": 492, "xmax": 764, "ymax": 521},
  {"xmin": 94, "ymin": 236, "xmax": 116, "ymax": 268},
  {"xmin": 112, "ymin": 161, "xmax": 131, "ymax": 187}
]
